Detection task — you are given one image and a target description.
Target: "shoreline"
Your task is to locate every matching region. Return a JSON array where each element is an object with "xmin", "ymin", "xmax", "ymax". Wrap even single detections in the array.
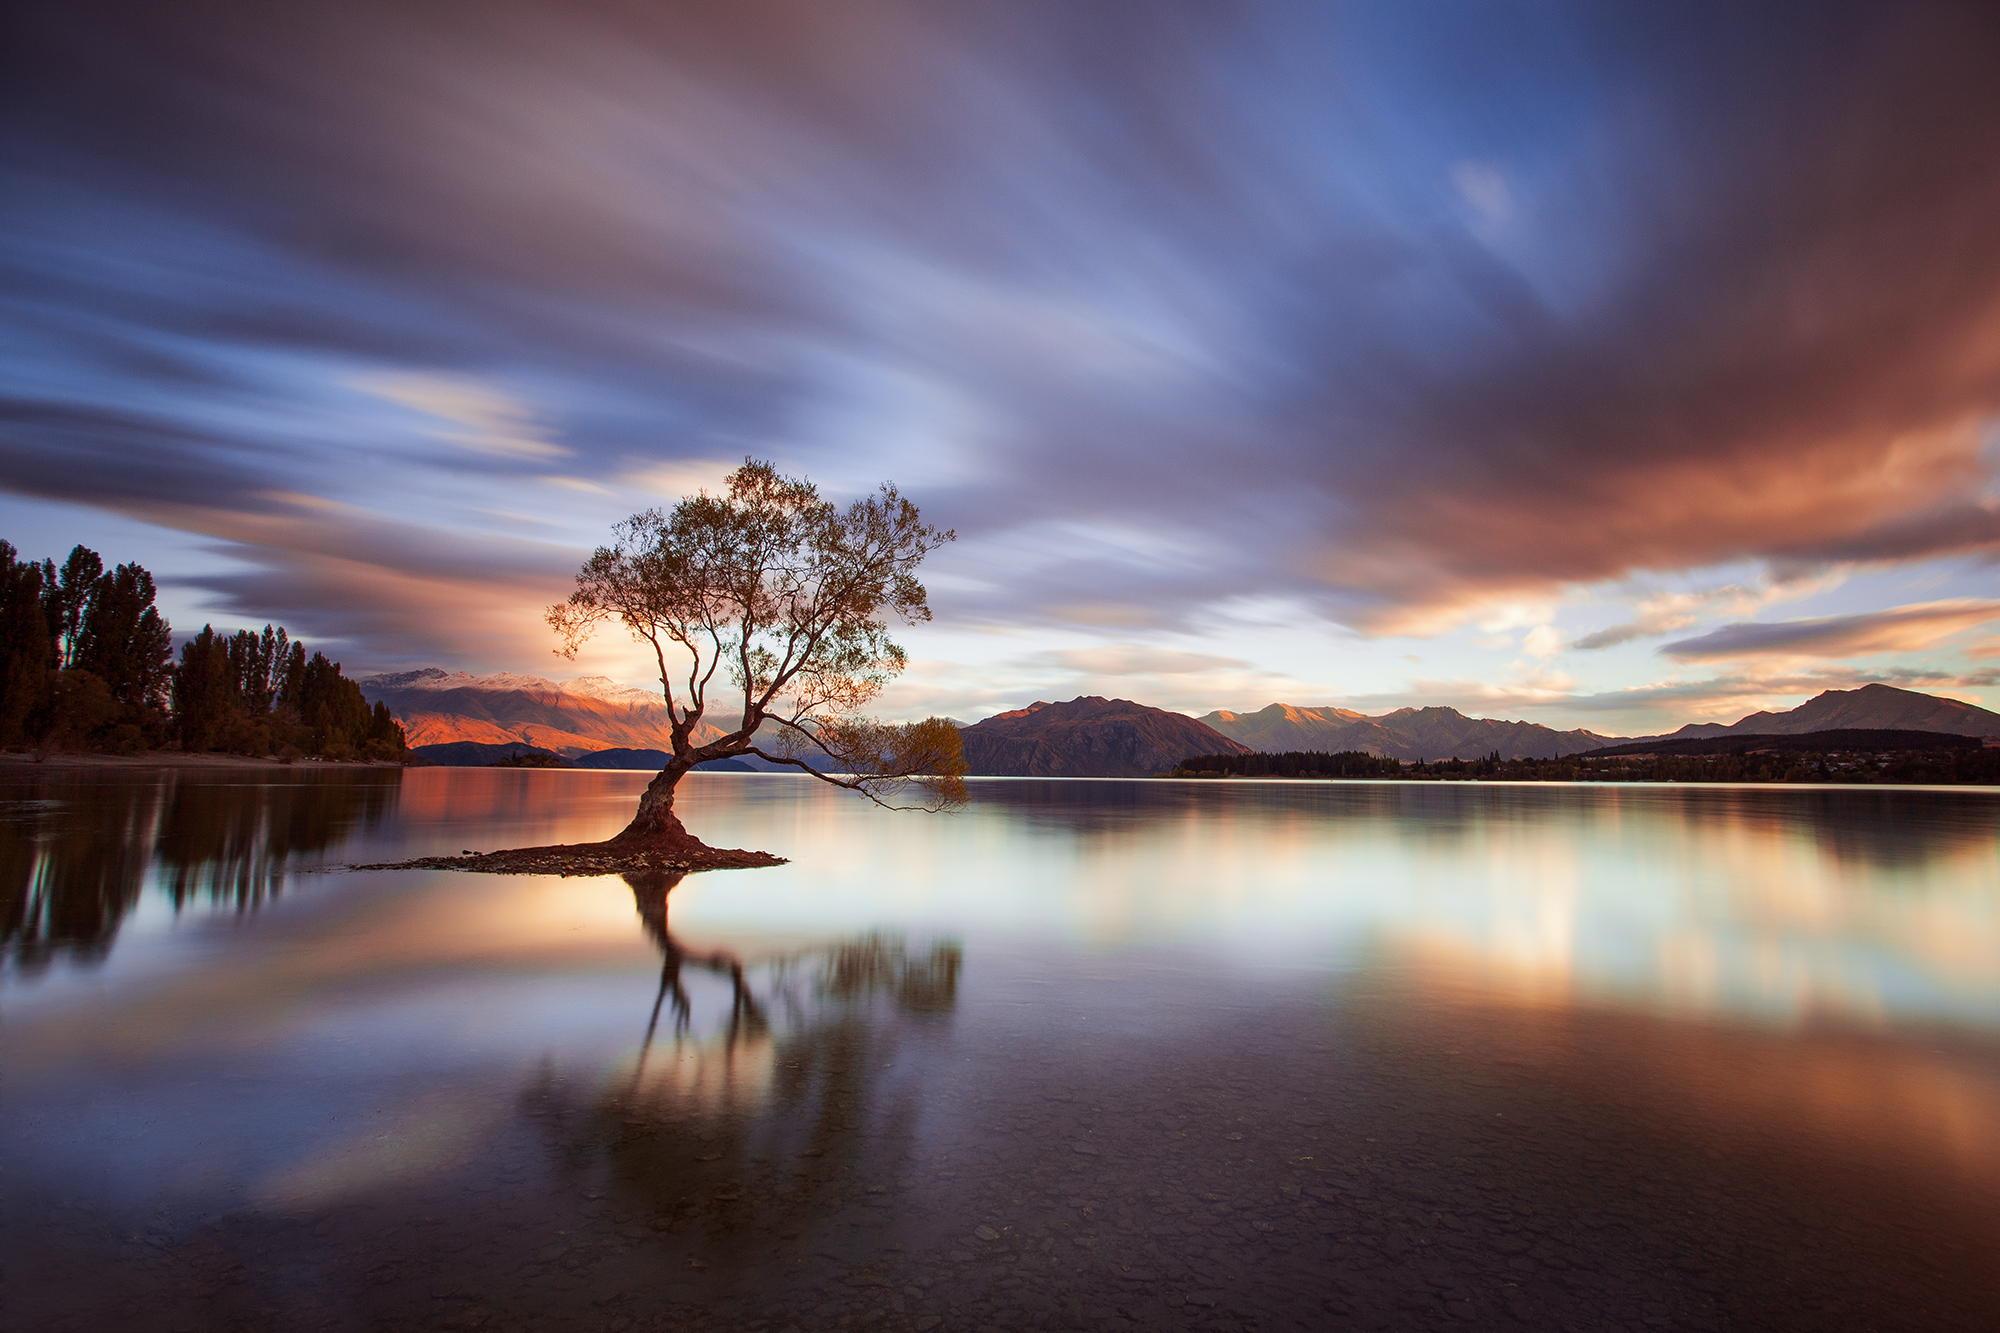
[
  {"xmin": 2, "ymin": 754, "xmax": 1992, "ymax": 791},
  {"xmin": 0, "ymin": 751, "xmax": 404, "ymax": 771}
]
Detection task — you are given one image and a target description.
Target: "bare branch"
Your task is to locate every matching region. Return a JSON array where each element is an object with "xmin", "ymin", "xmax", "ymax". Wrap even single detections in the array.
[{"xmin": 743, "ymin": 746, "xmax": 965, "ymax": 813}]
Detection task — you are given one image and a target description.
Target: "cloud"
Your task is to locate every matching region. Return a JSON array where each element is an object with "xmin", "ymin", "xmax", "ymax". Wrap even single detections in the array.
[
  {"xmin": 5, "ymin": 0, "xmax": 2000, "ymax": 673},
  {"xmin": 0, "ymin": 400, "xmax": 293, "ymax": 512},
  {"xmin": 1571, "ymin": 625, "xmax": 1650, "ymax": 653},
  {"xmin": 1030, "ymin": 645, "xmax": 1256, "ymax": 676},
  {"xmin": 1450, "ymin": 161, "xmax": 1513, "ymax": 233},
  {"xmin": 943, "ymin": 641, "xmax": 1336, "ymax": 718},
  {"xmin": 1662, "ymin": 599, "xmax": 2000, "ymax": 661},
  {"xmin": 620, "ymin": 459, "xmax": 746, "ymax": 500},
  {"xmin": 353, "ymin": 373, "xmax": 570, "ymax": 461},
  {"xmin": 1570, "ymin": 577, "xmax": 1823, "ymax": 651}
]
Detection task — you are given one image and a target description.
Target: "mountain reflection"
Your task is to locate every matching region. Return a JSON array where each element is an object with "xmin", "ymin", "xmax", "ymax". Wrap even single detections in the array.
[
  {"xmin": 523, "ymin": 870, "xmax": 961, "ymax": 1248},
  {"xmin": 970, "ymin": 777, "xmax": 1999, "ymax": 870},
  {"xmin": 0, "ymin": 770, "xmax": 400, "ymax": 972}
]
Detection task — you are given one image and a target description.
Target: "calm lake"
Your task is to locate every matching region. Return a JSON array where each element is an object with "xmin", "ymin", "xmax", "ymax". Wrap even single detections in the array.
[{"xmin": 3, "ymin": 768, "xmax": 1998, "ymax": 1331}]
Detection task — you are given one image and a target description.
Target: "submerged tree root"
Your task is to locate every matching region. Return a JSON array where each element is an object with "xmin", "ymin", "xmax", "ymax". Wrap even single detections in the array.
[{"xmin": 349, "ymin": 839, "xmax": 786, "ymax": 877}]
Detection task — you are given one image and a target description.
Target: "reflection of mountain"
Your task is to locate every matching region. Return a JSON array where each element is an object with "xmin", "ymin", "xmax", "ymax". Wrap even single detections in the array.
[
  {"xmin": 571, "ymin": 748, "xmax": 754, "ymax": 772},
  {"xmin": 522, "ymin": 871, "xmax": 960, "ymax": 1245},
  {"xmin": 963, "ymin": 777, "xmax": 2000, "ymax": 872},
  {"xmin": 0, "ymin": 770, "xmax": 400, "ymax": 972},
  {"xmin": 406, "ymin": 740, "xmax": 567, "ymax": 766}
]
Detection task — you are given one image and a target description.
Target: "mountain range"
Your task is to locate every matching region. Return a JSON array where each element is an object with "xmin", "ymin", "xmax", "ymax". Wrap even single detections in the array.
[
  {"xmin": 1199, "ymin": 702, "xmax": 1617, "ymax": 761},
  {"xmin": 362, "ymin": 668, "xmax": 725, "ymax": 755},
  {"xmin": 956, "ymin": 697, "xmax": 1249, "ymax": 777},
  {"xmin": 1583, "ymin": 728, "xmax": 1987, "ymax": 759},
  {"xmin": 1639, "ymin": 682, "xmax": 2000, "ymax": 741},
  {"xmin": 362, "ymin": 669, "xmax": 1999, "ymax": 776}
]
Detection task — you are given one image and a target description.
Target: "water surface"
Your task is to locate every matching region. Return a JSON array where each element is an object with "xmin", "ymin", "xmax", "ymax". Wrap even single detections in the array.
[{"xmin": 4, "ymin": 768, "xmax": 1998, "ymax": 1330}]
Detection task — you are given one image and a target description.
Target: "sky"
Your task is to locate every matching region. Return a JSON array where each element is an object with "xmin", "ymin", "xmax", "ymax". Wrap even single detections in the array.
[{"xmin": 3, "ymin": 0, "xmax": 1999, "ymax": 736}]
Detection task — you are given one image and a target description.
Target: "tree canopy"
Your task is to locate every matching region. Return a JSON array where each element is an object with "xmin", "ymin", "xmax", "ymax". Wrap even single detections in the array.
[
  {"xmin": 1, "ymin": 538, "xmax": 403, "ymax": 760},
  {"xmin": 549, "ymin": 460, "xmax": 965, "ymax": 842},
  {"xmin": 1, "ymin": 540, "xmax": 171, "ymax": 752},
  {"xmin": 174, "ymin": 624, "xmax": 404, "ymax": 760}
]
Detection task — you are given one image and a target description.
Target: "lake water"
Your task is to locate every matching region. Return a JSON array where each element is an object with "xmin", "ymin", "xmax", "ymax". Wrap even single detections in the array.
[{"xmin": 3, "ymin": 768, "xmax": 1998, "ymax": 1331}]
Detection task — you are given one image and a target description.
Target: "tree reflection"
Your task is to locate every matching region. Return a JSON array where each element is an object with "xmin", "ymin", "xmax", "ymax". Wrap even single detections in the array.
[
  {"xmin": 0, "ymin": 782, "xmax": 157, "ymax": 971},
  {"xmin": 0, "ymin": 770, "xmax": 400, "ymax": 972},
  {"xmin": 524, "ymin": 871, "xmax": 961, "ymax": 1250},
  {"xmin": 152, "ymin": 773, "xmax": 398, "ymax": 912}
]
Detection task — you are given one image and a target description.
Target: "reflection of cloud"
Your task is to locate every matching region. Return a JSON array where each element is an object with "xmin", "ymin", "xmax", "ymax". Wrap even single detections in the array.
[
  {"xmin": 1377, "ymin": 790, "xmax": 2000, "ymax": 1031},
  {"xmin": 1373, "ymin": 962, "xmax": 2000, "ymax": 1185},
  {"xmin": 257, "ymin": 1089, "xmax": 504, "ymax": 1207},
  {"xmin": 1664, "ymin": 599, "xmax": 2000, "ymax": 661}
]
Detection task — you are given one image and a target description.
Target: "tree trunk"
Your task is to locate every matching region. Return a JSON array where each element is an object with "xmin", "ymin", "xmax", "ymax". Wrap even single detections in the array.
[{"xmin": 612, "ymin": 760, "xmax": 698, "ymax": 846}]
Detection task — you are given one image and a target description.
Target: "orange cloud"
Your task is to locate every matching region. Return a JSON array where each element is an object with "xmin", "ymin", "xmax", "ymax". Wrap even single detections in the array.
[{"xmin": 1664, "ymin": 599, "xmax": 2000, "ymax": 661}]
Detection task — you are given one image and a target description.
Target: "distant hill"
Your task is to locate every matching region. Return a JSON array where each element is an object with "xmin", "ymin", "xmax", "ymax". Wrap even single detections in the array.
[
  {"xmin": 1199, "ymin": 701, "xmax": 1618, "ymax": 761},
  {"xmin": 361, "ymin": 667, "xmax": 726, "ymax": 756},
  {"xmin": 1200, "ymin": 704, "xmax": 1369, "ymax": 751},
  {"xmin": 1583, "ymin": 728, "xmax": 1984, "ymax": 759},
  {"xmin": 1633, "ymin": 684, "xmax": 2000, "ymax": 744},
  {"xmin": 958, "ymin": 697, "xmax": 1249, "ymax": 777},
  {"xmin": 570, "ymin": 747, "xmax": 754, "ymax": 772},
  {"xmin": 409, "ymin": 740, "xmax": 565, "ymax": 766},
  {"xmin": 380, "ymin": 669, "xmax": 1998, "ymax": 777},
  {"xmin": 1719, "ymin": 683, "xmax": 2000, "ymax": 737}
]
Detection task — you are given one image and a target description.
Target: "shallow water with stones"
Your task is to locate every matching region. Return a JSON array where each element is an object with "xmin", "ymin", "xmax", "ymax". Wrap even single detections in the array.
[{"xmin": 4, "ymin": 767, "xmax": 1998, "ymax": 1331}]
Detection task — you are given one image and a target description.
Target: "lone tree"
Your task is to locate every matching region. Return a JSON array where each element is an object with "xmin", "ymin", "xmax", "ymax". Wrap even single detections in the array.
[{"xmin": 544, "ymin": 459, "xmax": 966, "ymax": 864}]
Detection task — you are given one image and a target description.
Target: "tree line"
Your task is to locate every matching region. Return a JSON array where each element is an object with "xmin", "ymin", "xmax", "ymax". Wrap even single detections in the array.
[
  {"xmin": 1172, "ymin": 750, "xmax": 1409, "ymax": 779},
  {"xmin": 1, "ymin": 540, "xmax": 404, "ymax": 760},
  {"xmin": 1170, "ymin": 746, "xmax": 2000, "ymax": 785}
]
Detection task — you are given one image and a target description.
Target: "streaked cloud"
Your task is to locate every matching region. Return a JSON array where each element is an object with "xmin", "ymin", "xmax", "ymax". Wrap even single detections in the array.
[
  {"xmin": 1572, "ymin": 577, "xmax": 1826, "ymax": 652},
  {"xmin": 3, "ymin": 0, "xmax": 1999, "ymax": 723},
  {"xmin": 1663, "ymin": 600, "xmax": 2000, "ymax": 662},
  {"xmin": 620, "ymin": 459, "xmax": 747, "ymax": 500},
  {"xmin": 1030, "ymin": 645, "xmax": 1256, "ymax": 677},
  {"xmin": 353, "ymin": 373, "xmax": 570, "ymax": 461}
]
